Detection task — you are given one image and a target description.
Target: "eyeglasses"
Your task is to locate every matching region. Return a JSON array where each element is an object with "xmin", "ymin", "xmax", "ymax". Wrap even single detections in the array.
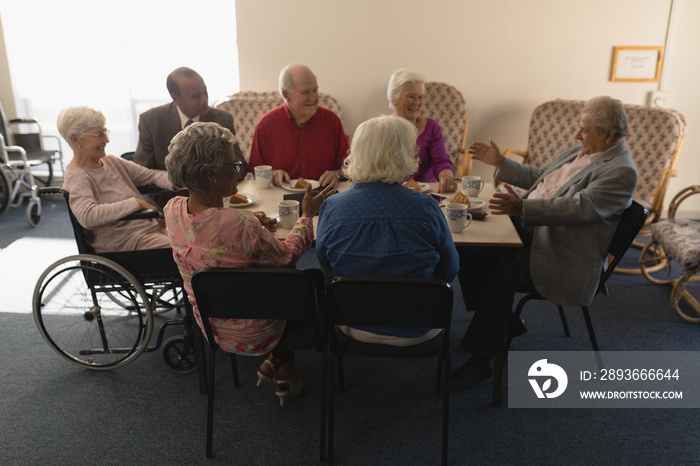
[
  {"xmin": 82, "ymin": 129, "xmax": 110, "ymax": 139},
  {"xmin": 223, "ymin": 161, "xmax": 243, "ymax": 174}
]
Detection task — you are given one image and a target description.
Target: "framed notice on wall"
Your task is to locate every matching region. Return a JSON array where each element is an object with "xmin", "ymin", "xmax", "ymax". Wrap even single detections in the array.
[{"xmin": 611, "ymin": 46, "xmax": 664, "ymax": 82}]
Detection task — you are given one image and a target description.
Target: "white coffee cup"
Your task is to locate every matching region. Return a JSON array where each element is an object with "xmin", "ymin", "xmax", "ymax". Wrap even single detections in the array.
[
  {"xmin": 278, "ymin": 200, "xmax": 300, "ymax": 229},
  {"xmin": 254, "ymin": 165, "xmax": 273, "ymax": 189},
  {"xmin": 446, "ymin": 203, "xmax": 473, "ymax": 233},
  {"xmin": 462, "ymin": 175, "xmax": 484, "ymax": 197}
]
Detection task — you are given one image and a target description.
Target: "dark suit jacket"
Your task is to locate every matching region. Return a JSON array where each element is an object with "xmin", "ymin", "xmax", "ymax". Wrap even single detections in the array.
[{"xmin": 134, "ymin": 102, "xmax": 247, "ymax": 177}]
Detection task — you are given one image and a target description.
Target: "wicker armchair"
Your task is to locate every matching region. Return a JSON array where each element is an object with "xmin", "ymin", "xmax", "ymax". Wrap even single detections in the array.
[
  {"xmin": 640, "ymin": 185, "xmax": 700, "ymax": 323},
  {"xmin": 214, "ymin": 91, "xmax": 342, "ymax": 161},
  {"xmin": 501, "ymin": 99, "xmax": 687, "ymax": 274},
  {"xmin": 421, "ymin": 82, "xmax": 469, "ymax": 177}
]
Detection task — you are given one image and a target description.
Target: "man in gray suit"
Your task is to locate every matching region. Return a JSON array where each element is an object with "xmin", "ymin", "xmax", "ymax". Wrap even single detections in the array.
[
  {"xmin": 135, "ymin": 67, "xmax": 247, "ymax": 207},
  {"xmin": 451, "ymin": 96, "xmax": 638, "ymax": 390}
]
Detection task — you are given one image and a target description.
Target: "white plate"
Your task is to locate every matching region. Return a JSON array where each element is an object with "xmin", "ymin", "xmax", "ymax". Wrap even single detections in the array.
[
  {"xmin": 264, "ymin": 211, "xmax": 279, "ymax": 220},
  {"xmin": 419, "ymin": 183, "xmax": 429, "ymax": 193},
  {"xmin": 467, "ymin": 197, "xmax": 486, "ymax": 212},
  {"xmin": 281, "ymin": 179, "xmax": 321, "ymax": 192},
  {"xmin": 226, "ymin": 192, "xmax": 259, "ymax": 208}
]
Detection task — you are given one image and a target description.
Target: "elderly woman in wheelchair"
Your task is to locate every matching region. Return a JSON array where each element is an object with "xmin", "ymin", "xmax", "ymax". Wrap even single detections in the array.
[
  {"xmin": 57, "ymin": 106, "xmax": 173, "ymax": 252},
  {"xmin": 164, "ymin": 122, "xmax": 332, "ymax": 404}
]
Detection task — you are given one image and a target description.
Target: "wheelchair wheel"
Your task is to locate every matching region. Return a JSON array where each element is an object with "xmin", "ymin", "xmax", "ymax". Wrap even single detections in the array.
[
  {"xmin": 26, "ymin": 199, "xmax": 40, "ymax": 227},
  {"xmin": 161, "ymin": 334, "xmax": 198, "ymax": 373},
  {"xmin": 0, "ymin": 166, "xmax": 11, "ymax": 216},
  {"xmin": 33, "ymin": 254, "xmax": 154, "ymax": 370}
]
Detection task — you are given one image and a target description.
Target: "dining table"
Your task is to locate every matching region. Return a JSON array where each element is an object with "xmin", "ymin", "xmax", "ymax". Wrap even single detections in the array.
[{"xmin": 232, "ymin": 177, "xmax": 521, "ymax": 406}]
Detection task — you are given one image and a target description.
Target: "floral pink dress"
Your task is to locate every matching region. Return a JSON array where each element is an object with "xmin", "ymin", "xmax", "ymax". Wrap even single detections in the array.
[{"xmin": 164, "ymin": 196, "xmax": 314, "ymax": 355}]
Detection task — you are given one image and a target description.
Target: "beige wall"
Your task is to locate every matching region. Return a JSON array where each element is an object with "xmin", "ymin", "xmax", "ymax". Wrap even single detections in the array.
[{"xmin": 236, "ymin": 0, "xmax": 700, "ymax": 214}]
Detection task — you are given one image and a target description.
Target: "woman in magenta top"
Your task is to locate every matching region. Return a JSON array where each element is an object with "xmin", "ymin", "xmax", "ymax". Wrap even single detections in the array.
[
  {"xmin": 164, "ymin": 122, "xmax": 332, "ymax": 404},
  {"xmin": 387, "ymin": 68, "xmax": 457, "ymax": 194}
]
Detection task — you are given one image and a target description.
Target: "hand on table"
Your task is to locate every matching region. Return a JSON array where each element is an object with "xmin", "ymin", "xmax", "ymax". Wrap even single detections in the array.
[
  {"xmin": 272, "ymin": 169, "xmax": 290, "ymax": 187},
  {"xmin": 437, "ymin": 175, "xmax": 458, "ymax": 193},
  {"xmin": 318, "ymin": 170, "xmax": 340, "ymax": 189},
  {"xmin": 489, "ymin": 184, "xmax": 523, "ymax": 216}
]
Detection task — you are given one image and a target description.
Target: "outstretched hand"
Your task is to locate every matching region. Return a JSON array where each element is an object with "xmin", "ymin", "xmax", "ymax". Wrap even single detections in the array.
[
  {"xmin": 489, "ymin": 184, "xmax": 523, "ymax": 216},
  {"xmin": 302, "ymin": 184, "xmax": 336, "ymax": 219},
  {"xmin": 468, "ymin": 139, "xmax": 505, "ymax": 168}
]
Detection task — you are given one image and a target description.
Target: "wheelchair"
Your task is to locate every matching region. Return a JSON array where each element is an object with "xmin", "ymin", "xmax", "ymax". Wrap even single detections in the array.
[
  {"xmin": 0, "ymin": 134, "xmax": 42, "ymax": 227},
  {"xmin": 32, "ymin": 186, "xmax": 199, "ymax": 372}
]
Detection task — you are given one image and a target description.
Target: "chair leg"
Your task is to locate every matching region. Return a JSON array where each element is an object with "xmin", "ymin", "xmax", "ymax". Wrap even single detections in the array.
[
  {"xmin": 320, "ymin": 348, "xmax": 328, "ymax": 462},
  {"xmin": 557, "ymin": 305, "xmax": 571, "ymax": 337},
  {"xmin": 581, "ymin": 306, "xmax": 599, "ymax": 351},
  {"xmin": 230, "ymin": 354, "xmax": 241, "ymax": 388},
  {"xmin": 441, "ymin": 352, "xmax": 450, "ymax": 466},
  {"xmin": 206, "ymin": 349, "xmax": 217, "ymax": 458},
  {"xmin": 327, "ymin": 355, "xmax": 336, "ymax": 465},
  {"xmin": 435, "ymin": 355, "xmax": 443, "ymax": 397},
  {"xmin": 505, "ymin": 294, "xmax": 534, "ymax": 354}
]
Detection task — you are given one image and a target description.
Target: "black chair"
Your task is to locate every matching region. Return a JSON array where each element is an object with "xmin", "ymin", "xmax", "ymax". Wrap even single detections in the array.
[
  {"xmin": 190, "ymin": 267, "xmax": 327, "ymax": 460},
  {"xmin": 121, "ymin": 151, "xmax": 135, "ymax": 162},
  {"xmin": 504, "ymin": 201, "xmax": 648, "ymax": 354},
  {"xmin": 326, "ymin": 276, "xmax": 454, "ymax": 466},
  {"xmin": 0, "ymin": 102, "xmax": 62, "ymax": 186}
]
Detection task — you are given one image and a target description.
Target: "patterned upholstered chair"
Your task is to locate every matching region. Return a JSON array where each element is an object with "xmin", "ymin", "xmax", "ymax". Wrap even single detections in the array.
[
  {"xmin": 502, "ymin": 99, "xmax": 687, "ymax": 274},
  {"xmin": 214, "ymin": 91, "xmax": 343, "ymax": 161},
  {"xmin": 422, "ymin": 82, "xmax": 470, "ymax": 177},
  {"xmin": 640, "ymin": 185, "xmax": 700, "ymax": 323}
]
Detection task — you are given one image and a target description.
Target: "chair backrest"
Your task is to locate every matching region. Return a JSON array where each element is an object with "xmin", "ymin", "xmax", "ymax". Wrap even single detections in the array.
[
  {"xmin": 191, "ymin": 267, "xmax": 323, "ymax": 348},
  {"xmin": 523, "ymin": 99, "xmax": 686, "ymax": 222},
  {"xmin": 421, "ymin": 82, "xmax": 469, "ymax": 176},
  {"xmin": 328, "ymin": 276, "xmax": 453, "ymax": 330},
  {"xmin": 600, "ymin": 201, "xmax": 648, "ymax": 287},
  {"xmin": 214, "ymin": 91, "xmax": 343, "ymax": 161}
]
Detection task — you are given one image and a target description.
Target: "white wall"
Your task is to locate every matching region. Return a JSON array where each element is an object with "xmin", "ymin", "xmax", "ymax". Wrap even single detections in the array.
[{"xmin": 236, "ymin": 0, "xmax": 700, "ymax": 215}]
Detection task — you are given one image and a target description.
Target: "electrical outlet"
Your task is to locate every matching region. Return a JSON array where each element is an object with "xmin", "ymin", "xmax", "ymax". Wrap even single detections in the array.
[{"xmin": 647, "ymin": 90, "xmax": 670, "ymax": 107}]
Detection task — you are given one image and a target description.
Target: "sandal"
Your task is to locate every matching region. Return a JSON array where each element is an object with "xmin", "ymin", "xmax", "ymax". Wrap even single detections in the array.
[
  {"xmin": 256, "ymin": 359, "xmax": 277, "ymax": 386},
  {"xmin": 275, "ymin": 379, "xmax": 304, "ymax": 406}
]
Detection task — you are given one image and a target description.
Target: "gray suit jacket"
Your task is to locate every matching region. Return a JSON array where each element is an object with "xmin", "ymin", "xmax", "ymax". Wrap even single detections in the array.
[
  {"xmin": 496, "ymin": 141, "xmax": 637, "ymax": 306},
  {"xmin": 134, "ymin": 102, "xmax": 247, "ymax": 177}
]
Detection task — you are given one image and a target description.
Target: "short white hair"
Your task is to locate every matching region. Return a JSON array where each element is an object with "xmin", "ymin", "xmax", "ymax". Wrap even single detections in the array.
[
  {"xmin": 582, "ymin": 96, "xmax": 629, "ymax": 141},
  {"xmin": 56, "ymin": 106, "xmax": 106, "ymax": 148},
  {"xmin": 387, "ymin": 68, "xmax": 426, "ymax": 110},
  {"xmin": 343, "ymin": 115, "xmax": 419, "ymax": 183},
  {"xmin": 279, "ymin": 63, "xmax": 312, "ymax": 97}
]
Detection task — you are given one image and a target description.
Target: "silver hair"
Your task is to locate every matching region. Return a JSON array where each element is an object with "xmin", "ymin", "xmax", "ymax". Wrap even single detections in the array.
[
  {"xmin": 165, "ymin": 122, "xmax": 237, "ymax": 191},
  {"xmin": 278, "ymin": 63, "xmax": 313, "ymax": 97},
  {"xmin": 387, "ymin": 68, "xmax": 426, "ymax": 111},
  {"xmin": 343, "ymin": 115, "xmax": 419, "ymax": 183},
  {"xmin": 56, "ymin": 106, "xmax": 106, "ymax": 148},
  {"xmin": 582, "ymin": 96, "xmax": 629, "ymax": 140}
]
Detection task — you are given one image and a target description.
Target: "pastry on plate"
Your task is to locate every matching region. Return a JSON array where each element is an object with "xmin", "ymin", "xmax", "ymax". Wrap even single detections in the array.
[
  {"xmin": 451, "ymin": 192, "xmax": 471, "ymax": 206},
  {"xmin": 402, "ymin": 178, "xmax": 421, "ymax": 191},
  {"xmin": 229, "ymin": 193, "xmax": 248, "ymax": 204},
  {"xmin": 294, "ymin": 178, "xmax": 309, "ymax": 189}
]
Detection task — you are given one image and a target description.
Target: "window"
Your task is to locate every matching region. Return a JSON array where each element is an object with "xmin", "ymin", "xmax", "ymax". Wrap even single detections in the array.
[{"xmin": 0, "ymin": 0, "xmax": 239, "ymax": 165}]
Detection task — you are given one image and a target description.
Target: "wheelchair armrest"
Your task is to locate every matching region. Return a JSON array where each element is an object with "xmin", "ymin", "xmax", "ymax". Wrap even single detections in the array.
[
  {"xmin": 123, "ymin": 209, "xmax": 163, "ymax": 220},
  {"xmin": 137, "ymin": 185, "xmax": 188, "ymax": 196},
  {"xmin": 37, "ymin": 187, "xmax": 62, "ymax": 196},
  {"xmin": 9, "ymin": 118, "xmax": 38, "ymax": 124}
]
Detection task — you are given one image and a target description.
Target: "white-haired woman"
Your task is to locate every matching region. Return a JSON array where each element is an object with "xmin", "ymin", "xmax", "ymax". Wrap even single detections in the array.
[
  {"xmin": 58, "ymin": 106, "xmax": 172, "ymax": 252},
  {"xmin": 388, "ymin": 68, "xmax": 457, "ymax": 193},
  {"xmin": 316, "ymin": 115, "xmax": 459, "ymax": 346},
  {"xmin": 164, "ymin": 122, "xmax": 333, "ymax": 404}
]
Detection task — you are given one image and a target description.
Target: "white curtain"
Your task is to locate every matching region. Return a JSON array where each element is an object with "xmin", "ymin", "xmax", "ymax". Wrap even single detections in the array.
[{"xmin": 1, "ymin": 0, "xmax": 239, "ymax": 164}]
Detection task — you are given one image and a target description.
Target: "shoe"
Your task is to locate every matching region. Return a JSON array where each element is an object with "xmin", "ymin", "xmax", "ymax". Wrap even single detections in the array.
[
  {"xmin": 256, "ymin": 359, "xmax": 277, "ymax": 387},
  {"xmin": 275, "ymin": 379, "xmax": 303, "ymax": 406},
  {"xmin": 508, "ymin": 317, "xmax": 529, "ymax": 338},
  {"xmin": 450, "ymin": 358, "xmax": 493, "ymax": 391}
]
